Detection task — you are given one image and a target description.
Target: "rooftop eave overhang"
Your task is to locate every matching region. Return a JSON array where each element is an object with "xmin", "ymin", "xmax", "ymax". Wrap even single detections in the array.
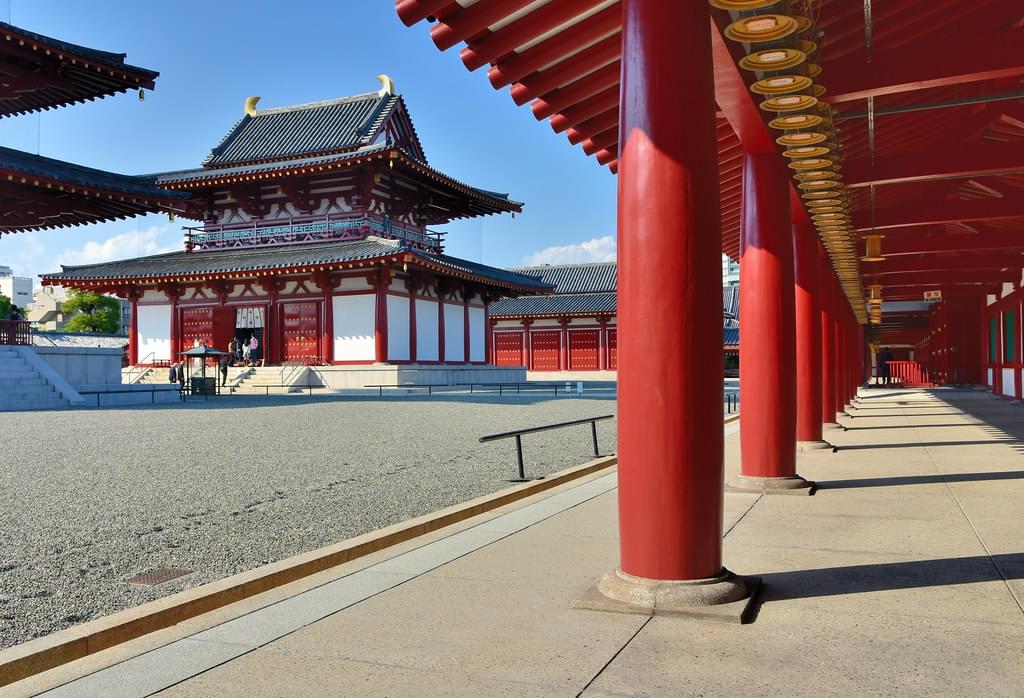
[
  {"xmin": 1, "ymin": 166, "xmax": 189, "ymax": 209},
  {"xmin": 490, "ymin": 310, "xmax": 610, "ymax": 320},
  {"xmin": 41, "ymin": 251, "xmax": 550, "ymax": 295},
  {"xmin": 157, "ymin": 148, "xmax": 522, "ymax": 216}
]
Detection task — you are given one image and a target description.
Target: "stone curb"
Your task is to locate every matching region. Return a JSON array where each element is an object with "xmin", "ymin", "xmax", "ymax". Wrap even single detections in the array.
[{"xmin": 0, "ymin": 454, "xmax": 618, "ymax": 688}]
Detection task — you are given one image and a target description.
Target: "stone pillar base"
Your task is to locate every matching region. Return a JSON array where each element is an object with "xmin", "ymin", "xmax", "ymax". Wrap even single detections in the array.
[
  {"xmin": 798, "ymin": 439, "xmax": 834, "ymax": 453},
  {"xmin": 573, "ymin": 568, "xmax": 760, "ymax": 624},
  {"xmin": 726, "ymin": 474, "xmax": 816, "ymax": 495}
]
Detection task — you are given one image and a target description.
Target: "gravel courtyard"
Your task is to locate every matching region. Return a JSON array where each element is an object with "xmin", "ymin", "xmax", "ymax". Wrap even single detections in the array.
[{"xmin": 0, "ymin": 393, "xmax": 616, "ymax": 648}]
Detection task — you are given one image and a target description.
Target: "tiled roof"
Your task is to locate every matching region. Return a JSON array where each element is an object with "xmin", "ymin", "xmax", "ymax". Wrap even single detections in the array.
[
  {"xmin": 507, "ymin": 262, "xmax": 616, "ymax": 294},
  {"xmin": 0, "ymin": 21, "xmax": 159, "ymax": 116},
  {"xmin": 489, "ymin": 292, "xmax": 616, "ymax": 318},
  {"xmin": 723, "ymin": 327, "xmax": 739, "ymax": 346},
  {"xmin": 491, "ymin": 262, "xmax": 738, "ymax": 320},
  {"xmin": 1, "ymin": 146, "xmax": 188, "ymax": 200},
  {"xmin": 723, "ymin": 285, "xmax": 739, "ymax": 320},
  {"xmin": 203, "ymin": 93, "xmax": 401, "ymax": 167},
  {"xmin": 41, "ymin": 237, "xmax": 551, "ymax": 292}
]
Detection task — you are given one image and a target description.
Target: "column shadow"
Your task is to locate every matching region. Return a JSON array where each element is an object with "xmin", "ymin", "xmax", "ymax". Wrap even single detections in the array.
[
  {"xmin": 760, "ymin": 553, "xmax": 1024, "ymax": 602},
  {"xmin": 817, "ymin": 471, "xmax": 1024, "ymax": 489}
]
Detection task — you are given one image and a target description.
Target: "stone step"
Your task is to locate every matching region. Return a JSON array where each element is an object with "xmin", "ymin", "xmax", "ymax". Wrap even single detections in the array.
[
  {"xmin": 0, "ymin": 399, "xmax": 68, "ymax": 411},
  {"xmin": 0, "ymin": 369, "xmax": 37, "ymax": 379},
  {"xmin": 1, "ymin": 387, "xmax": 58, "ymax": 399},
  {"xmin": 0, "ymin": 376, "xmax": 46, "ymax": 386}
]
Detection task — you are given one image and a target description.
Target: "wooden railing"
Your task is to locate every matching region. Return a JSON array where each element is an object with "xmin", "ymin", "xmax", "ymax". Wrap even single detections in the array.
[
  {"xmin": 0, "ymin": 319, "xmax": 31, "ymax": 346},
  {"xmin": 887, "ymin": 360, "xmax": 933, "ymax": 387}
]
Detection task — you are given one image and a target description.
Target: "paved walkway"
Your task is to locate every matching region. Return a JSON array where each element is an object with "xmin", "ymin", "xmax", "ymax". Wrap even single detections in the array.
[{"xmin": 22, "ymin": 388, "xmax": 1024, "ymax": 696}]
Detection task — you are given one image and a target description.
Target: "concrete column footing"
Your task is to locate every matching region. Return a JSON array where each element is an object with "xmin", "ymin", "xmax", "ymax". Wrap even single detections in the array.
[
  {"xmin": 797, "ymin": 439, "xmax": 835, "ymax": 453},
  {"xmin": 726, "ymin": 474, "xmax": 817, "ymax": 495},
  {"xmin": 573, "ymin": 568, "xmax": 761, "ymax": 624}
]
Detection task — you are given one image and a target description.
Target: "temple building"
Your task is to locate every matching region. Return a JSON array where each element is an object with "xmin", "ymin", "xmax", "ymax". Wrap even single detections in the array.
[
  {"xmin": 489, "ymin": 261, "xmax": 740, "ymax": 373},
  {"xmin": 41, "ymin": 83, "xmax": 551, "ymax": 374}
]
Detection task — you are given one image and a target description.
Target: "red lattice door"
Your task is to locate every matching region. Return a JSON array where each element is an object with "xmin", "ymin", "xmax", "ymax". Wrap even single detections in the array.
[
  {"xmin": 493, "ymin": 332, "xmax": 525, "ymax": 366},
  {"xmin": 569, "ymin": 330, "xmax": 599, "ymax": 370},
  {"xmin": 529, "ymin": 331, "xmax": 561, "ymax": 371},
  {"xmin": 607, "ymin": 329, "xmax": 617, "ymax": 370},
  {"xmin": 282, "ymin": 302, "xmax": 320, "ymax": 362}
]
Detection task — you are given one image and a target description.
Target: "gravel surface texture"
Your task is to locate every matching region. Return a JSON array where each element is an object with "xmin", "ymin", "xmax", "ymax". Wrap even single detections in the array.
[{"xmin": 0, "ymin": 392, "xmax": 616, "ymax": 648}]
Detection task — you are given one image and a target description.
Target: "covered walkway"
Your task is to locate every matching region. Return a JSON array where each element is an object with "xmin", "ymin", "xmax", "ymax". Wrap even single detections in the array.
[{"xmin": 29, "ymin": 388, "xmax": 1024, "ymax": 696}]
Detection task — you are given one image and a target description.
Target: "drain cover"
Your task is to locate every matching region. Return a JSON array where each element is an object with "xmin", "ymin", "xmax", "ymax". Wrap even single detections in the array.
[{"xmin": 125, "ymin": 568, "xmax": 193, "ymax": 586}]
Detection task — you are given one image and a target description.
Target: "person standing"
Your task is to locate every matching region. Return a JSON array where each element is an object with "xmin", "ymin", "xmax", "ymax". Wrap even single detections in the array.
[
  {"xmin": 879, "ymin": 347, "xmax": 894, "ymax": 385},
  {"xmin": 177, "ymin": 362, "xmax": 186, "ymax": 392},
  {"xmin": 168, "ymin": 362, "xmax": 177, "ymax": 384},
  {"xmin": 249, "ymin": 334, "xmax": 261, "ymax": 367},
  {"xmin": 242, "ymin": 337, "xmax": 252, "ymax": 366},
  {"xmin": 219, "ymin": 352, "xmax": 229, "ymax": 387},
  {"xmin": 227, "ymin": 338, "xmax": 237, "ymax": 367}
]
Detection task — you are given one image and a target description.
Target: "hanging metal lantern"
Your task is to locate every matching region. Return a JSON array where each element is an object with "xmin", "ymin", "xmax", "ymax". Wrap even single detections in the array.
[{"xmin": 863, "ymin": 234, "xmax": 886, "ymax": 262}]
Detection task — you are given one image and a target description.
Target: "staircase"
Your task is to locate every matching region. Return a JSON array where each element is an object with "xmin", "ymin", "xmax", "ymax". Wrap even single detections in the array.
[
  {"xmin": 229, "ymin": 366, "xmax": 305, "ymax": 395},
  {"xmin": 0, "ymin": 347, "xmax": 70, "ymax": 411}
]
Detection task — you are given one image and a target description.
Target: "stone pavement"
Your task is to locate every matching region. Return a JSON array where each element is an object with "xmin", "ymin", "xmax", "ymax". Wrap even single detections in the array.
[{"xmin": 20, "ymin": 387, "xmax": 1024, "ymax": 696}]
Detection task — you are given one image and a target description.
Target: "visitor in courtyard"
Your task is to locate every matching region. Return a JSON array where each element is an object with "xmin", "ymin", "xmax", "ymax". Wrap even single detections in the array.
[
  {"xmin": 168, "ymin": 362, "xmax": 177, "ymax": 384},
  {"xmin": 176, "ymin": 362, "xmax": 185, "ymax": 391},
  {"xmin": 242, "ymin": 337, "xmax": 252, "ymax": 366},
  {"xmin": 227, "ymin": 337, "xmax": 237, "ymax": 366},
  {"xmin": 219, "ymin": 352, "xmax": 229, "ymax": 387},
  {"xmin": 250, "ymin": 334, "xmax": 261, "ymax": 367},
  {"xmin": 879, "ymin": 347, "xmax": 894, "ymax": 385}
]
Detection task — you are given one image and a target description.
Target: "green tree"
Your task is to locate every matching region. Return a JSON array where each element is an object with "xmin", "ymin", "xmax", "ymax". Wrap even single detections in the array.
[
  {"xmin": 0, "ymin": 294, "xmax": 10, "ymax": 320},
  {"xmin": 62, "ymin": 290, "xmax": 121, "ymax": 334}
]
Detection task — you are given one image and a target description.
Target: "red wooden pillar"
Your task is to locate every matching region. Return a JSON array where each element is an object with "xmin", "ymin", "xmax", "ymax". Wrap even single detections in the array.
[
  {"xmin": 483, "ymin": 295, "xmax": 491, "ymax": 365},
  {"xmin": 559, "ymin": 318, "xmax": 569, "ymax": 371},
  {"xmin": 819, "ymin": 254, "xmax": 838, "ymax": 426},
  {"xmin": 407, "ymin": 282, "xmax": 418, "ymax": 363},
  {"xmin": 834, "ymin": 302, "xmax": 845, "ymax": 414},
  {"xmin": 598, "ymin": 317, "xmax": 608, "ymax": 370},
  {"xmin": 374, "ymin": 268, "xmax": 390, "ymax": 363},
  {"xmin": 319, "ymin": 276, "xmax": 335, "ymax": 365},
  {"xmin": 128, "ymin": 297, "xmax": 139, "ymax": 366},
  {"xmin": 736, "ymin": 153, "xmax": 804, "ymax": 488},
  {"xmin": 599, "ymin": 0, "xmax": 746, "ymax": 604},
  {"xmin": 463, "ymin": 287, "xmax": 471, "ymax": 365},
  {"xmin": 521, "ymin": 318, "xmax": 531, "ymax": 370},
  {"xmin": 437, "ymin": 284, "xmax": 446, "ymax": 363},
  {"xmin": 793, "ymin": 223, "xmax": 827, "ymax": 448},
  {"xmin": 169, "ymin": 291, "xmax": 180, "ymax": 362}
]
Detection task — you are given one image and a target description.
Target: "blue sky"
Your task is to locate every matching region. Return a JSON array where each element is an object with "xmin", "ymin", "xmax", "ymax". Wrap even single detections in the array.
[{"xmin": 0, "ymin": 0, "xmax": 618, "ymax": 285}]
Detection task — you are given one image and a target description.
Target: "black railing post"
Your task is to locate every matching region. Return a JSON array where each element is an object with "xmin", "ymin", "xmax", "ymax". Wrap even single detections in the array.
[
  {"xmin": 514, "ymin": 435, "xmax": 525, "ymax": 480},
  {"xmin": 591, "ymin": 420, "xmax": 599, "ymax": 457}
]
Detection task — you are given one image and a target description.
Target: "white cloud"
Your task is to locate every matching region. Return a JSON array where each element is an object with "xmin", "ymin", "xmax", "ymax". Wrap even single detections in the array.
[
  {"xmin": 53, "ymin": 226, "xmax": 178, "ymax": 269},
  {"xmin": 523, "ymin": 235, "xmax": 616, "ymax": 266}
]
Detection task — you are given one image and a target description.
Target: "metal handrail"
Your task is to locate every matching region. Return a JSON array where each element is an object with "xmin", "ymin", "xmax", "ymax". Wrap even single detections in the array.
[{"xmin": 479, "ymin": 414, "xmax": 615, "ymax": 481}]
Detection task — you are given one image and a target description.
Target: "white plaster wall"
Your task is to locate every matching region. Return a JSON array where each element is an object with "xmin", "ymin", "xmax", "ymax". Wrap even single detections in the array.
[
  {"xmin": 469, "ymin": 306, "xmax": 485, "ymax": 362},
  {"xmin": 333, "ymin": 294, "xmax": 375, "ymax": 361},
  {"xmin": 387, "ymin": 294, "xmax": 410, "ymax": 361},
  {"xmin": 338, "ymin": 276, "xmax": 372, "ymax": 291},
  {"xmin": 493, "ymin": 319, "xmax": 522, "ymax": 329},
  {"xmin": 1002, "ymin": 368, "xmax": 1016, "ymax": 397},
  {"xmin": 137, "ymin": 304, "xmax": 172, "ymax": 361},
  {"xmin": 988, "ymin": 368, "xmax": 994, "ymax": 386},
  {"xmin": 444, "ymin": 303, "xmax": 464, "ymax": 362},
  {"xmin": 532, "ymin": 319, "xmax": 562, "ymax": 327},
  {"xmin": 140, "ymin": 289, "xmax": 167, "ymax": 302},
  {"xmin": 416, "ymin": 298, "xmax": 439, "ymax": 361}
]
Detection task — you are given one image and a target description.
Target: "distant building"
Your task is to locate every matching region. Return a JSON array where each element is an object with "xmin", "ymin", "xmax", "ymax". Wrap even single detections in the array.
[
  {"xmin": 0, "ymin": 265, "xmax": 32, "ymax": 310},
  {"xmin": 28, "ymin": 286, "xmax": 130, "ymax": 333},
  {"xmin": 722, "ymin": 254, "xmax": 739, "ymax": 287},
  {"xmin": 490, "ymin": 262, "xmax": 739, "ymax": 373}
]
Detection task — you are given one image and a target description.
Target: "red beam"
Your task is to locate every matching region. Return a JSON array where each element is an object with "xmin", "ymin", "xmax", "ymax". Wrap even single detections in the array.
[
  {"xmin": 511, "ymin": 34, "xmax": 619, "ymax": 106},
  {"xmin": 853, "ymin": 198, "xmax": 1024, "ymax": 231},
  {"xmin": 530, "ymin": 62, "xmax": 620, "ymax": 120},
  {"xmin": 863, "ymin": 254, "xmax": 1024, "ymax": 275},
  {"xmin": 874, "ymin": 232, "xmax": 1024, "ymax": 256},
  {"xmin": 430, "ymin": 0, "xmax": 537, "ymax": 51},
  {"xmin": 845, "ymin": 141, "xmax": 1024, "ymax": 188},
  {"xmin": 708, "ymin": 15, "xmax": 774, "ymax": 155},
  {"xmin": 395, "ymin": 0, "xmax": 453, "ymax": 26},
  {"xmin": 461, "ymin": 0, "xmax": 608, "ymax": 71},
  {"xmin": 549, "ymin": 85, "xmax": 619, "ymax": 133},
  {"xmin": 486, "ymin": 5, "xmax": 620, "ymax": 88},
  {"xmin": 872, "ymin": 271, "xmax": 1018, "ymax": 287},
  {"xmin": 826, "ymin": 35, "xmax": 1024, "ymax": 104}
]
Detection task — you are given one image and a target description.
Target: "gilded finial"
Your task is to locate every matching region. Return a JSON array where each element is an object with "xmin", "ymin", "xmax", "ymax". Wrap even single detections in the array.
[
  {"xmin": 244, "ymin": 96, "xmax": 261, "ymax": 117},
  {"xmin": 376, "ymin": 75, "xmax": 395, "ymax": 97}
]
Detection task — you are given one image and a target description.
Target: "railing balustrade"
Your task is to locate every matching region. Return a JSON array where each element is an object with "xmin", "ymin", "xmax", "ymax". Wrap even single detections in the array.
[{"xmin": 0, "ymin": 319, "xmax": 31, "ymax": 346}]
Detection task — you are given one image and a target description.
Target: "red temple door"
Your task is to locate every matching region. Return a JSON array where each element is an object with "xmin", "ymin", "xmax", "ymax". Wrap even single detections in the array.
[
  {"xmin": 181, "ymin": 307, "xmax": 214, "ymax": 350},
  {"xmin": 607, "ymin": 329, "xmax": 618, "ymax": 370},
  {"xmin": 529, "ymin": 330, "xmax": 560, "ymax": 371},
  {"xmin": 568, "ymin": 330, "xmax": 599, "ymax": 370},
  {"xmin": 493, "ymin": 331, "xmax": 525, "ymax": 366},
  {"xmin": 281, "ymin": 302, "xmax": 321, "ymax": 362}
]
